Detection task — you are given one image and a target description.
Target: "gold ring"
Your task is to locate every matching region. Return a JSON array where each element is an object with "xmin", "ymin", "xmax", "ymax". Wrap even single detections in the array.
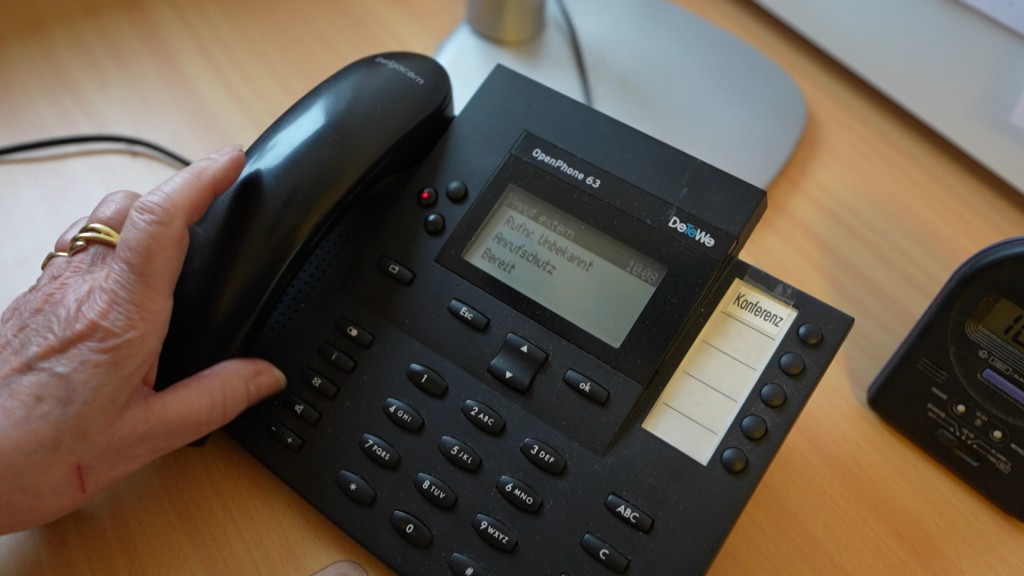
[
  {"xmin": 41, "ymin": 251, "xmax": 69, "ymax": 270},
  {"xmin": 43, "ymin": 222, "xmax": 122, "ymax": 269},
  {"xmin": 68, "ymin": 223, "xmax": 120, "ymax": 257}
]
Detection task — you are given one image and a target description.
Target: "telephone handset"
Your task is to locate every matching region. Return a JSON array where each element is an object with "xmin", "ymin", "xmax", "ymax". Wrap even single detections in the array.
[
  {"xmin": 158, "ymin": 53, "xmax": 454, "ymax": 387},
  {"xmin": 160, "ymin": 52, "xmax": 853, "ymax": 574}
]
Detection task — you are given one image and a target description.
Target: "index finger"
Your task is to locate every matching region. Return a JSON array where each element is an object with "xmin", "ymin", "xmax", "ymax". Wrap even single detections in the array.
[{"xmin": 112, "ymin": 146, "xmax": 245, "ymax": 300}]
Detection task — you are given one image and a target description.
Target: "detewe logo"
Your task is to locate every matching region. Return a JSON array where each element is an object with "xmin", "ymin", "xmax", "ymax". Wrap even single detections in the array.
[{"xmin": 667, "ymin": 215, "xmax": 715, "ymax": 247}]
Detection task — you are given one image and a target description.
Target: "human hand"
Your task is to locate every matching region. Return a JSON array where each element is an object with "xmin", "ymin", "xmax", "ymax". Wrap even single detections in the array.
[{"xmin": 0, "ymin": 146, "xmax": 286, "ymax": 534}]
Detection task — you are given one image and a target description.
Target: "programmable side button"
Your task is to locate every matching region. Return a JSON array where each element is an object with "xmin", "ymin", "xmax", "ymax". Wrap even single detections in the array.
[
  {"xmin": 318, "ymin": 343, "xmax": 356, "ymax": 374},
  {"xmin": 407, "ymin": 363, "xmax": 448, "ymax": 397},
  {"xmin": 520, "ymin": 438, "xmax": 567, "ymax": 475},
  {"xmin": 439, "ymin": 435, "xmax": 482, "ymax": 472},
  {"xmin": 301, "ymin": 368, "xmax": 338, "ymax": 399},
  {"xmin": 760, "ymin": 382, "xmax": 787, "ymax": 408},
  {"xmin": 741, "ymin": 414, "xmax": 768, "ymax": 440},
  {"xmin": 580, "ymin": 533, "xmax": 629, "ymax": 574},
  {"xmin": 721, "ymin": 447, "xmax": 749, "ymax": 474},
  {"xmin": 360, "ymin": 433, "xmax": 400, "ymax": 469},
  {"xmin": 473, "ymin": 514, "xmax": 518, "ymax": 553},
  {"xmin": 488, "ymin": 333, "xmax": 548, "ymax": 393},
  {"xmin": 779, "ymin": 351, "xmax": 806, "ymax": 377},
  {"xmin": 462, "ymin": 399, "xmax": 506, "ymax": 435},
  {"xmin": 391, "ymin": 510, "xmax": 433, "ymax": 548},
  {"xmin": 335, "ymin": 470, "xmax": 376, "ymax": 506},
  {"xmin": 415, "ymin": 472, "xmax": 458, "ymax": 509},
  {"xmin": 447, "ymin": 299, "xmax": 490, "ymax": 331},
  {"xmin": 563, "ymin": 369, "xmax": 609, "ymax": 405},
  {"xmin": 797, "ymin": 322, "xmax": 824, "ymax": 346},
  {"xmin": 604, "ymin": 494, "xmax": 654, "ymax": 533}
]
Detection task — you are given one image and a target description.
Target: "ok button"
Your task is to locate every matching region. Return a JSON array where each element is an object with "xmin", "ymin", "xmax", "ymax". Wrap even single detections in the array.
[{"xmin": 564, "ymin": 370, "xmax": 609, "ymax": 405}]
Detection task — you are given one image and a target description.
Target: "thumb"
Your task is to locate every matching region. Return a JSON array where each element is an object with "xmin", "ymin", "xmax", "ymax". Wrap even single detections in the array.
[{"xmin": 141, "ymin": 358, "xmax": 286, "ymax": 454}]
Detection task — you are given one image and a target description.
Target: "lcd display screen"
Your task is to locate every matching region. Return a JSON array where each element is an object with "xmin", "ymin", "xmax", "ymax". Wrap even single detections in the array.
[
  {"xmin": 462, "ymin": 183, "xmax": 666, "ymax": 347},
  {"xmin": 979, "ymin": 296, "xmax": 1024, "ymax": 355}
]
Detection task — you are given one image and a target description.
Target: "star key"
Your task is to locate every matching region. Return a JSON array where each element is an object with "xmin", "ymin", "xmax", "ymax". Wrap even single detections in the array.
[{"xmin": 335, "ymin": 470, "xmax": 376, "ymax": 506}]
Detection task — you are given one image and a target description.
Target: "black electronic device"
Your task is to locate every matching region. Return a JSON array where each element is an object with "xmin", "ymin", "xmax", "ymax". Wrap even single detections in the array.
[
  {"xmin": 159, "ymin": 52, "xmax": 853, "ymax": 574},
  {"xmin": 869, "ymin": 237, "xmax": 1024, "ymax": 521}
]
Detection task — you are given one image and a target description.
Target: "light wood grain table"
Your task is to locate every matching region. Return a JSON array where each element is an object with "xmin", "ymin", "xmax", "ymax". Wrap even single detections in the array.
[{"xmin": 2, "ymin": 1, "xmax": 1023, "ymax": 574}]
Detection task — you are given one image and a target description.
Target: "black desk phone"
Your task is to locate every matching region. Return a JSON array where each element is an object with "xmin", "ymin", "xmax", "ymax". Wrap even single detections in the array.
[{"xmin": 159, "ymin": 53, "xmax": 853, "ymax": 575}]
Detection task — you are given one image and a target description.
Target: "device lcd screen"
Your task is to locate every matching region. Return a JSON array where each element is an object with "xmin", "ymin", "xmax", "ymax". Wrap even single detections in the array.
[
  {"xmin": 461, "ymin": 183, "xmax": 667, "ymax": 348},
  {"xmin": 978, "ymin": 296, "xmax": 1024, "ymax": 356}
]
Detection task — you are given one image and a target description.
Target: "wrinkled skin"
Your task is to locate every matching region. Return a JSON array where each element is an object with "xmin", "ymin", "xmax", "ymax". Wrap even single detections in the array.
[{"xmin": 0, "ymin": 147, "xmax": 285, "ymax": 534}]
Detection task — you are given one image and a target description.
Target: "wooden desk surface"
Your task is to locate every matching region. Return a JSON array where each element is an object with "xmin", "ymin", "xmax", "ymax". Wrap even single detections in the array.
[{"xmin": 2, "ymin": 1, "xmax": 1023, "ymax": 574}]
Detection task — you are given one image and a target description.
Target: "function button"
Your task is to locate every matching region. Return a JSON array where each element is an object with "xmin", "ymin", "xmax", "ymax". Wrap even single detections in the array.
[
  {"xmin": 417, "ymin": 186, "xmax": 438, "ymax": 206},
  {"xmin": 337, "ymin": 318, "xmax": 374, "ymax": 348},
  {"xmin": 990, "ymin": 427, "xmax": 1008, "ymax": 444},
  {"xmin": 448, "ymin": 553, "xmax": 489, "ymax": 576},
  {"xmin": 407, "ymin": 363, "xmax": 448, "ymax": 397},
  {"xmin": 269, "ymin": 421, "xmax": 303, "ymax": 452},
  {"xmin": 520, "ymin": 438, "xmax": 566, "ymax": 475},
  {"xmin": 740, "ymin": 414, "xmax": 768, "ymax": 441},
  {"xmin": 488, "ymin": 333, "xmax": 548, "ymax": 393},
  {"xmin": 462, "ymin": 399, "xmax": 506, "ymax": 435},
  {"xmin": 936, "ymin": 428, "xmax": 961, "ymax": 449},
  {"xmin": 360, "ymin": 433, "xmax": 401, "ymax": 469},
  {"xmin": 779, "ymin": 352, "xmax": 806, "ymax": 377},
  {"xmin": 604, "ymin": 494, "xmax": 654, "ymax": 533},
  {"xmin": 377, "ymin": 255, "xmax": 415, "ymax": 285},
  {"xmin": 383, "ymin": 397, "xmax": 424, "ymax": 432},
  {"xmin": 721, "ymin": 447, "xmax": 749, "ymax": 474},
  {"xmin": 415, "ymin": 472, "xmax": 458, "ymax": 509},
  {"xmin": 473, "ymin": 514, "xmax": 517, "ymax": 553},
  {"xmin": 448, "ymin": 299, "xmax": 490, "ymax": 331},
  {"xmin": 391, "ymin": 510, "xmax": 433, "ymax": 548},
  {"xmin": 336, "ymin": 470, "xmax": 376, "ymax": 506},
  {"xmin": 446, "ymin": 180, "xmax": 468, "ymax": 202},
  {"xmin": 935, "ymin": 429, "xmax": 982, "ymax": 467},
  {"xmin": 439, "ymin": 435, "xmax": 482, "ymax": 472},
  {"xmin": 424, "ymin": 213, "xmax": 445, "ymax": 235},
  {"xmin": 563, "ymin": 370, "xmax": 609, "ymax": 405},
  {"xmin": 760, "ymin": 382, "xmax": 787, "ymax": 408},
  {"xmin": 497, "ymin": 475, "xmax": 542, "ymax": 513},
  {"xmin": 318, "ymin": 343, "xmax": 356, "ymax": 374},
  {"xmin": 798, "ymin": 322, "xmax": 824, "ymax": 346},
  {"xmin": 286, "ymin": 393, "xmax": 322, "ymax": 426},
  {"xmin": 580, "ymin": 533, "xmax": 629, "ymax": 574},
  {"xmin": 301, "ymin": 368, "xmax": 338, "ymax": 399}
]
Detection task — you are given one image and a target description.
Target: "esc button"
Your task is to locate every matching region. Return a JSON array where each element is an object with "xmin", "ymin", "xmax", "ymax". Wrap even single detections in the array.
[{"xmin": 447, "ymin": 299, "xmax": 489, "ymax": 331}]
